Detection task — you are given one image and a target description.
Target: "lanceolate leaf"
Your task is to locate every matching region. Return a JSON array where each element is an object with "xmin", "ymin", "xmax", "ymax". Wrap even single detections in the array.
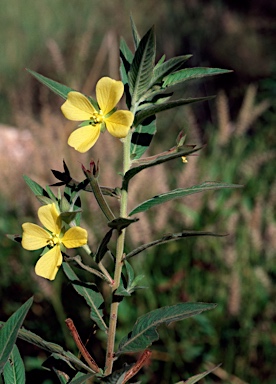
[
  {"xmin": 62, "ymin": 263, "xmax": 107, "ymax": 331},
  {"xmin": 0, "ymin": 321, "xmax": 93, "ymax": 373},
  {"xmin": 128, "ymin": 27, "xmax": 156, "ymax": 104},
  {"xmin": 26, "ymin": 69, "xmax": 74, "ymax": 100},
  {"xmin": 120, "ymin": 38, "xmax": 134, "ymax": 64},
  {"xmin": 3, "ymin": 344, "xmax": 25, "ymax": 384},
  {"xmin": 0, "ymin": 297, "xmax": 33, "ymax": 374},
  {"xmin": 123, "ymin": 145, "xmax": 201, "ymax": 190},
  {"xmin": 129, "ymin": 182, "xmax": 243, "ymax": 216},
  {"xmin": 130, "ymin": 15, "xmax": 140, "ymax": 49},
  {"xmin": 125, "ymin": 231, "xmax": 226, "ymax": 260},
  {"xmin": 116, "ymin": 302, "xmax": 216, "ymax": 354},
  {"xmin": 130, "ymin": 115, "xmax": 157, "ymax": 159},
  {"xmin": 134, "ymin": 96, "xmax": 213, "ymax": 126},
  {"xmin": 23, "ymin": 175, "xmax": 48, "ymax": 197},
  {"xmin": 162, "ymin": 67, "xmax": 232, "ymax": 88},
  {"xmin": 150, "ymin": 55, "xmax": 192, "ymax": 87},
  {"xmin": 119, "ymin": 38, "xmax": 133, "ymax": 91}
]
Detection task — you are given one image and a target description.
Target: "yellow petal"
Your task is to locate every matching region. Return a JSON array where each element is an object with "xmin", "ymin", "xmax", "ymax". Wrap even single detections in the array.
[
  {"xmin": 38, "ymin": 204, "xmax": 61, "ymax": 234},
  {"xmin": 61, "ymin": 91, "xmax": 96, "ymax": 121},
  {"xmin": 22, "ymin": 223, "xmax": 50, "ymax": 250},
  {"xmin": 105, "ymin": 110, "xmax": 134, "ymax": 138},
  {"xmin": 96, "ymin": 77, "xmax": 124, "ymax": 115},
  {"xmin": 35, "ymin": 246, "xmax": 62, "ymax": 280},
  {"xmin": 68, "ymin": 125, "xmax": 100, "ymax": 153},
  {"xmin": 62, "ymin": 227, "xmax": 87, "ymax": 248}
]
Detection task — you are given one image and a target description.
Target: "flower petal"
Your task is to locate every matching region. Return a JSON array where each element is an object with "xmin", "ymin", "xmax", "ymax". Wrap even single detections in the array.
[
  {"xmin": 22, "ymin": 223, "xmax": 50, "ymax": 250},
  {"xmin": 35, "ymin": 246, "xmax": 62, "ymax": 280},
  {"xmin": 62, "ymin": 227, "xmax": 88, "ymax": 248},
  {"xmin": 38, "ymin": 204, "xmax": 61, "ymax": 234},
  {"xmin": 105, "ymin": 110, "xmax": 134, "ymax": 138},
  {"xmin": 68, "ymin": 125, "xmax": 100, "ymax": 153},
  {"xmin": 61, "ymin": 91, "xmax": 96, "ymax": 121},
  {"xmin": 96, "ymin": 77, "xmax": 124, "ymax": 115}
]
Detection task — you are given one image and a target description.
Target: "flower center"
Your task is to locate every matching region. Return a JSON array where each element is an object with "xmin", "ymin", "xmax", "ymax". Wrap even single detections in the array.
[
  {"xmin": 90, "ymin": 111, "xmax": 104, "ymax": 125},
  {"xmin": 47, "ymin": 233, "xmax": 62, "ymax": 247}
]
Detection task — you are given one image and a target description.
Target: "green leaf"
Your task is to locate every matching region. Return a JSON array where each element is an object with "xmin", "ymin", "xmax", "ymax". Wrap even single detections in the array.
[
  {"xmin": 94, "ymin": 229, "xmax": 113, "ymax": 263},
  {"xmin": 117, "ymin": 302, "xmax": 216, "ymax": 354},
  {"xmin": 26, "ymin": 69, "xmax": 74, "ymax": 99},
  {"xmin": 53, "ymin": 367, "xmax": 69, "ymax": 384},
  {"xmin": 155, "ymin": 54, "xmax": 166, "ymax": 68},
  {"xmin": 176, "ymin": 365, "xmax": 221, "ymax": 384},
  {"xmin": 62, "ymin": 263, "xmax": 107, "ymax": 331},
  {"xmin": 131, "ymin": 115, "xmax": 157, "ymax": 160},
  {"xmin": 36, "ymin": 195, "xmax": 55, "ymax": 206},
  {"xmin": 119, "ymin": 37, "xmax": 133, "ymax": 96},
  {"xmin": 69, "ymin": 372, "xmax": 95, "ymax": 384},
  {"xmin": 0, "ymin": 322, "xmax": 94, "ymax": 373},
  {"xmin": 55, "ymin": 373, "xmax": 68, "ymax": 384},
  {"xmin": 3, "ymin": 344, "xmax": 25, "ymax": 384},
  {"xmin": 130, "ymin": 15, "xmax": 140, "ymax": 49},
  {"xmin": 151, "ymin": 55, "xmax": 192, "ymax": 86},
  {"xmin": 134, "ymin": 96, "xmax": 213, "ymax": 126},
  {"xmin": 59, "ymin": 210, "xmax": 82, "ymax": 225},
  {"xmin": 162, "ymin": 67, "xmax": 232, "ymax": 88},
  {"xmin": 115, "ymin": 280, "xmax": 131, "ymax": 297},
  {"xmin": 123, "ymin": 145, "xmax": 201, "ymax": 190},
  {"xmin": 0, "ymin": 297, "xmax": 33, "ymax": 374},
  {"xmin": 108, "ymin": 217, "xmax": 139, "ymax": 232},
  {"xmin": 45, "ymin": 185, "xmax": 57, "ymax": 201},
  {"xmin": 6, "ymin": 234, "xmax": 22, "ymax": 244},
  {"xmin": 102, "ymin": 365, "xmax": 135, "ymax": 384},
  {"xmin": 120, "ymin": 38, "xmax": 134, "ymax": 65},
  {"xmin": 23, "ymin": 175, "xmax": 48, "ymax": 197},
  {"xmin": 125, "ymin": 230, "xmax": 226, "ymax": 260},
  {"xmin": 129, "ymin": 181, "xmax": 243, "ymax": 216},
  {"xmin": 125, "ymin": 260, "xmax": 135, "ymax": 287},
  {"xmin": 128, "ymin": 27, "xmax": 156, "ymax": 104}
]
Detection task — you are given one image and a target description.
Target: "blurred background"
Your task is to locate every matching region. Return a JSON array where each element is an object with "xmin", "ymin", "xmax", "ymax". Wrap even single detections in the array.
[{"xmin": 0, "ymin": 0, "xmax": 275, "ymax": 383}]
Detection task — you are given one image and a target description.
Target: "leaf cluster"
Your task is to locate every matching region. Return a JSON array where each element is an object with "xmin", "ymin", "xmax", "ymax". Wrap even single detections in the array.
[{"xmin": 120, "ymin": 22, "xmax": 231, "ymax": 160}]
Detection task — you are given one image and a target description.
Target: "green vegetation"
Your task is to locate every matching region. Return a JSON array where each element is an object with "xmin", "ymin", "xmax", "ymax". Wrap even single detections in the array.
[{"xmin": 0, "ymin": 1, "xmax": 275, "ymax": 383}]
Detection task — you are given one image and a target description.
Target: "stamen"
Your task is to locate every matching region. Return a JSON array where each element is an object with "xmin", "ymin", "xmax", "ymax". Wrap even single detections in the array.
[
  {"xmin": 47, "ymin": 233, "xmax": 61, "ymax": 247},
  {"xmin": 89, "ymin": 111, "xmax": 104, "ymax": 125}
]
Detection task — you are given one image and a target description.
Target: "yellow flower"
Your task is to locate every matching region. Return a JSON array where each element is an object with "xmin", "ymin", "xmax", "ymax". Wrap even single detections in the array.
[
  {"xmin": 61, "ymin": 77, "xmax": 134, "ymax": 153},
  {"xmin": 22, "ymin": 203, "xmax": 87, "ymax": 280},
  {"xmin": 181, "ymin": 156, "xmax": 188, "ymax": 163}
]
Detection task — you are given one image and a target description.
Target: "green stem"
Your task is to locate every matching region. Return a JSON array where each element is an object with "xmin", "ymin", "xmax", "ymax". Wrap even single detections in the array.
[{"xmin": 104, "ymin": 129, "xmax": 132, "ymax": 375}]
